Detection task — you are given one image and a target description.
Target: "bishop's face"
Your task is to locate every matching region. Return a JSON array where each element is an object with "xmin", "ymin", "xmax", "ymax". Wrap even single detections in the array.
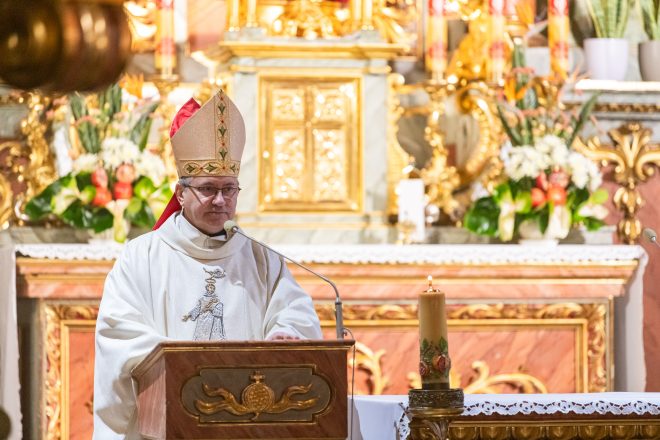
[{"xmin": 175, "ymin": 176, "xmax": 240, "ymax": 236}]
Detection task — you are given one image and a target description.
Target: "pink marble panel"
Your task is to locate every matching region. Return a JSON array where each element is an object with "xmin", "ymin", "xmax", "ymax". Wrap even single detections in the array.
[
  {"xmin": 67, "ymin": 329, "xmax": 95, "ymax": 440},
  {"xmin": 323, "ymin": 324, "xmax": 577, "ymax": 394}
]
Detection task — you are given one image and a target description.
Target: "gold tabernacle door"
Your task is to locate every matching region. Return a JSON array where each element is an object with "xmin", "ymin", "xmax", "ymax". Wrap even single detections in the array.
[{"xmin": 131, "ymin": 340, "xmax": 354, "ymax": 440}]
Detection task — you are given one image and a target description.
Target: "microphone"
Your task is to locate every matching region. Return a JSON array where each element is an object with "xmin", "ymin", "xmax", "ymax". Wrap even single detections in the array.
[
  {"xmin": 224, "ymin": 220, "xmax": 345, "ymax": 340},
  {"xmin": 643, "ymin": 227, "xmax": 660, "ymax": 249}
]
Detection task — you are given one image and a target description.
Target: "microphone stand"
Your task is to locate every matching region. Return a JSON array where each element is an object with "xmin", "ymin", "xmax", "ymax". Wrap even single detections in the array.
[{"xmin": 228, "ymin": 226, "xmax": 345, "ymax": 340}]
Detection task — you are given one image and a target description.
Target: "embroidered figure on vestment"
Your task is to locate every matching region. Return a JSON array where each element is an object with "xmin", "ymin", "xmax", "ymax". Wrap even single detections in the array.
[{"xmin": 182, "ymin": 267, "xmax": 227, "ymax": 340}]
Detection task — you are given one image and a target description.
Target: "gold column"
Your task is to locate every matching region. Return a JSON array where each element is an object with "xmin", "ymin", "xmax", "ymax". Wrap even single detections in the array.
[
  {"xmin": 227, "ymin": 0, "xmax": 241, "ymax": 31},
  {"xmin": 352, "ymin": 0, "xmax": 363, "ymax": 30},
  {"xmin": 246, "ymin": 0, "xmax": 258, "ymax": 28},
  {"xmin": 361, "ymin": 0, "xmax": 374, "ymax": 30}
]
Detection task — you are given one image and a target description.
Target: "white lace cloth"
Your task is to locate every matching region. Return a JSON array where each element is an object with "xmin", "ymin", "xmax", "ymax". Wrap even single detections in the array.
[
  {"xmin": 14, "ymin": 243, "xmax": 645, "ymax": 264},
  {"xmin": 349, "ymin": 393, "xmax": 660, "ymax": 440}
]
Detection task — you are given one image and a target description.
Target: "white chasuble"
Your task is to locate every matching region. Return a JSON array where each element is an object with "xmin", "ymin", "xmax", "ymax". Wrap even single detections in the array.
[{"xmin": 93, "ymin": 214, "xmax": 322, "ymax": 439}]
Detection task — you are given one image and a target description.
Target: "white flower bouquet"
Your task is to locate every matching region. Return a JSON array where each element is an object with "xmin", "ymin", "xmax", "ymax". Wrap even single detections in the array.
[
  {"xmin": 25, "ymin": 79, "xmax": 172, "ymax": 242},
  {"xmin": 464, "ymin": 45, "xmax": 608, "ymax": 242}
]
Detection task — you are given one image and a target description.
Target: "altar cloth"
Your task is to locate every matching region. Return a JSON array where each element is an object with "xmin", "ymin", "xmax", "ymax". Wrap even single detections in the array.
[{"xmin": 349, "ymin": 393, "xmax": 660, "ymax": 440}]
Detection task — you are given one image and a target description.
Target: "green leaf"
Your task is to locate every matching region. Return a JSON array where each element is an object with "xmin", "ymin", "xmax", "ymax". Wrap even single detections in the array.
[
  {"xmin": 583, "ymin": 217, "xmax": 605, "ymax": 231},
  {"xmin": 567, "ymin": 93, "xmax": 599, "ymax": 149},
  {"xmin": 89, "ymin": 208, "xmax": 113, "ymax": 232},
  {"xmin": 514, "ymin": 191, "xmax": 532, "ymax": 214},
  {"xmin": 464, "ymin": 197, "xmax": 500, "ymax": 236},
  {"xmin": 538, "ymin": 204, "xmax": 550, "ymax": 233},
  {"xmin": 129, "ymin": 102, "xmax": 159, "ymax": 151},
  {"xmin": 24, "ymin": 179, "xmax": 63, "ymax": 219},
  {"xmin": 125, "ymin": 197, "xmax": 156, "ymax": 228},
  {"xmin": 51, "ymin": 175, "xmax": 80, "ymax": 215},
  {"xmin": 79, "ymin": 185, "xmax": 97, "ymax": 204},
  {"xmin": 133, "ymin": 176, "xmax": 157, "ymax": 199},
  {"xmin": 496, "ymin": 104, "xmax": 524, "ymax": 146},
  {"xmin": 590, "ymin": 188, "xmax": 609, "ymax": 204}
]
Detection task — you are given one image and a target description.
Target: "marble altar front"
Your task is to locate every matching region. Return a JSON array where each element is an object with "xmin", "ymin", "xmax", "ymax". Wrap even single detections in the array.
[{"xmin": 8, "ymin": 242, "xmax": 647, "ymax": 440}]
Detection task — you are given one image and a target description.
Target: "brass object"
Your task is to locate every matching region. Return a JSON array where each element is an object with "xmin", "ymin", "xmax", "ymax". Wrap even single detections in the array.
[
  {"xmin": 407, "ymin": 388, "xmax": 464, "ymax": 440},
  {"xmin": 181, "ymin": 365, "xmax": 332, "ymax": 423},
  {"xmin": 195, "ymin": 371, "xmax": 318, "ymax": 420},
  {"xmin": 408, "ymin": 360, "xmax": 548, "ymax": 394},
  {"xmin": 258, "ymin": 74, "xmax": 362, "ymax": 212},
  {"xmin": 0, "ymin": 0, "xmax": 132, "ymax": 92},
  {"xmin": 574, "ymin": 122, "xmax": 660, "ymax": 244}
]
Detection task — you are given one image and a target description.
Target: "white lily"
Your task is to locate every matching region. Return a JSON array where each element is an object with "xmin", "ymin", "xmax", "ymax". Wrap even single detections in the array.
[{"xmin": 51, "ymin": 178, "xmax": 80, "ymax": 215}]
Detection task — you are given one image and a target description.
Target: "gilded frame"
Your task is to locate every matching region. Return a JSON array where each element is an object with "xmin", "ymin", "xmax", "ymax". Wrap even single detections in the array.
[{"xmin": 257, "ymin": 70, "xmax": 363, "ymax": 213}]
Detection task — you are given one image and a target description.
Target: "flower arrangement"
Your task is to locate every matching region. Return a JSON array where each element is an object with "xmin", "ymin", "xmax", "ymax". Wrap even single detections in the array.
[
  {"xmin": 25, "ymin": 78, "xmax": 172, "ymax": 242},
  {"xmin": 463, "ymin": 45, "xmax": 608, "ymax": 242}
]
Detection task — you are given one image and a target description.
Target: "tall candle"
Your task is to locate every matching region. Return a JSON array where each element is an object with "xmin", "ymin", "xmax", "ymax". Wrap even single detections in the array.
[
  {"xmin": 155, "ymin": 0, "xmax": 176, "ymax": 77},
  {"xmin": 425, "ymin": 0, "xmax": 448, "ymax": 81},
  {"xmin": 548, "ymin": 0, "xmax": 570, "ymax": 79},
  {"xmin": 418, "ymin": 276, "xmax": 451, "ymax": 390},
  {"xmin": 488, "ymin": 0, "xmax": 506, "ymax": 85}
]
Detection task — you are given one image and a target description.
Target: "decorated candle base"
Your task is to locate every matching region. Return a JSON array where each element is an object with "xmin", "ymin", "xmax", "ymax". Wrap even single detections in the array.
[{"xmin": 407, "ymin": 388, "xmax": 464, "ymax": 440}]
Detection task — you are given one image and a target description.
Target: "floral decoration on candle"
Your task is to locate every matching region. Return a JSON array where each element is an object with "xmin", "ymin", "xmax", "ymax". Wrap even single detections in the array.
[{"xmin": 418, "ymin": 276, "xmax": 451, "ymax": 389}]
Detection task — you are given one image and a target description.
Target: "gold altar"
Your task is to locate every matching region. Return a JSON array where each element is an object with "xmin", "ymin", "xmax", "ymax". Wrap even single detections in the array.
[
  {"xmin": 15, "ymin": 243, "xmax": 644, "ymax": 439},
  {"xmin": 3, "ymin": 0, "xmax": 660, "ymax": 439}
]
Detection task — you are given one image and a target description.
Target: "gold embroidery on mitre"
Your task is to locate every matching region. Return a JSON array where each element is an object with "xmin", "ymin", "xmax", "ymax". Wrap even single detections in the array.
[{"xmin": 175, "ymin": 89, "xmax": 242, "ymax": 177}]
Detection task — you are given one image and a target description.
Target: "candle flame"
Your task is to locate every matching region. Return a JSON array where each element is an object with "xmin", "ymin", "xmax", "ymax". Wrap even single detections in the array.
[{"xmin": 427, "ymin": 275, "xmax": 433, "ymax": 292}]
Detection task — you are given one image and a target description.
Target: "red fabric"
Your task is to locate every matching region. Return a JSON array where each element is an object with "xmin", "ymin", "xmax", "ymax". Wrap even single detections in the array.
[
  {"xmin": 153, "ymin": 97, "xmax": 201, "ymax": 230},
  {"xmin": 169, "ymin": 97, "xmax": 201, "ymax": 138}
]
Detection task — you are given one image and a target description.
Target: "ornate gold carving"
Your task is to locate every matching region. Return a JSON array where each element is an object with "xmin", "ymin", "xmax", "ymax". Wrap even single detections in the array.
[
  {"xmin": 195, "ymin": 371, "xmax": 318, "ymax": 420},
  {"xmin": 124, "ymin": 1, "xmax": 158, "ymax": 52},
  {"xmin": 259, "ymin": 75, "xmax": 362, "ymax": 212},
  {"xmin": 44, "ymin": 304, "xmax": 99, "ymax": 440},
  {"xmin": 407, "ymin": 360, "xmax": 548, "ymax": 395},
  {"xmin": 317, "ymin": 301, "xmax": 608, "ymax": 393},
  {"xmin": 0, "ymin": 141, "xmax": 22, "ymax": 229},
  {"xmin": 574, "ymin": 123, "xmax": 660, "ymax": 244},
  {"xmin": 400, "ymin": 80, "xmax": 502, "ymax": 222},
  {"xmin": 450, "ymin": 422, "xmax": 660, "ymax": 440},
  {"xmin": 422, "ymin": 82, "xmax": 461, "ymax": 220},
  {"xmin": 350, "ymin": 341, "xmax": 390, "ymax": 394},
  {"xmin": 270, "ymin": 0, "xmax": 338, "ymax": 39},
  {"xmin": 387, "ymin": 73, "xmax": 412, "ymax": 217}
]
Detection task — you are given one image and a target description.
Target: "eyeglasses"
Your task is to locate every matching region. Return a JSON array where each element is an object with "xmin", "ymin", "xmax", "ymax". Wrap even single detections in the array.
[{"xmin": 183, "ymin": 184, "xmax": 241, "ymax": 199}]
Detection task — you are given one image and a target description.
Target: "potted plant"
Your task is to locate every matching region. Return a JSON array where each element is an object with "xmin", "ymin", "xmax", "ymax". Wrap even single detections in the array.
[
  {"xmin": 583, "ymin": 0, "xmax": 633, "ymax": 80},
  {"xmin": 639, "ymin": 0, "xmax": 660, "ymax": 80},
  {"xmin": 463, "ymin": 45, "xmax": 608, "ymax": 244}
]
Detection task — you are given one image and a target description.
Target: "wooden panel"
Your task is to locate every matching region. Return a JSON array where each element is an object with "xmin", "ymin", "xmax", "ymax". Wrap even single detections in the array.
[{"xmin": 133, "ymin": 341, "xmax": 353, "ymax": 439}]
